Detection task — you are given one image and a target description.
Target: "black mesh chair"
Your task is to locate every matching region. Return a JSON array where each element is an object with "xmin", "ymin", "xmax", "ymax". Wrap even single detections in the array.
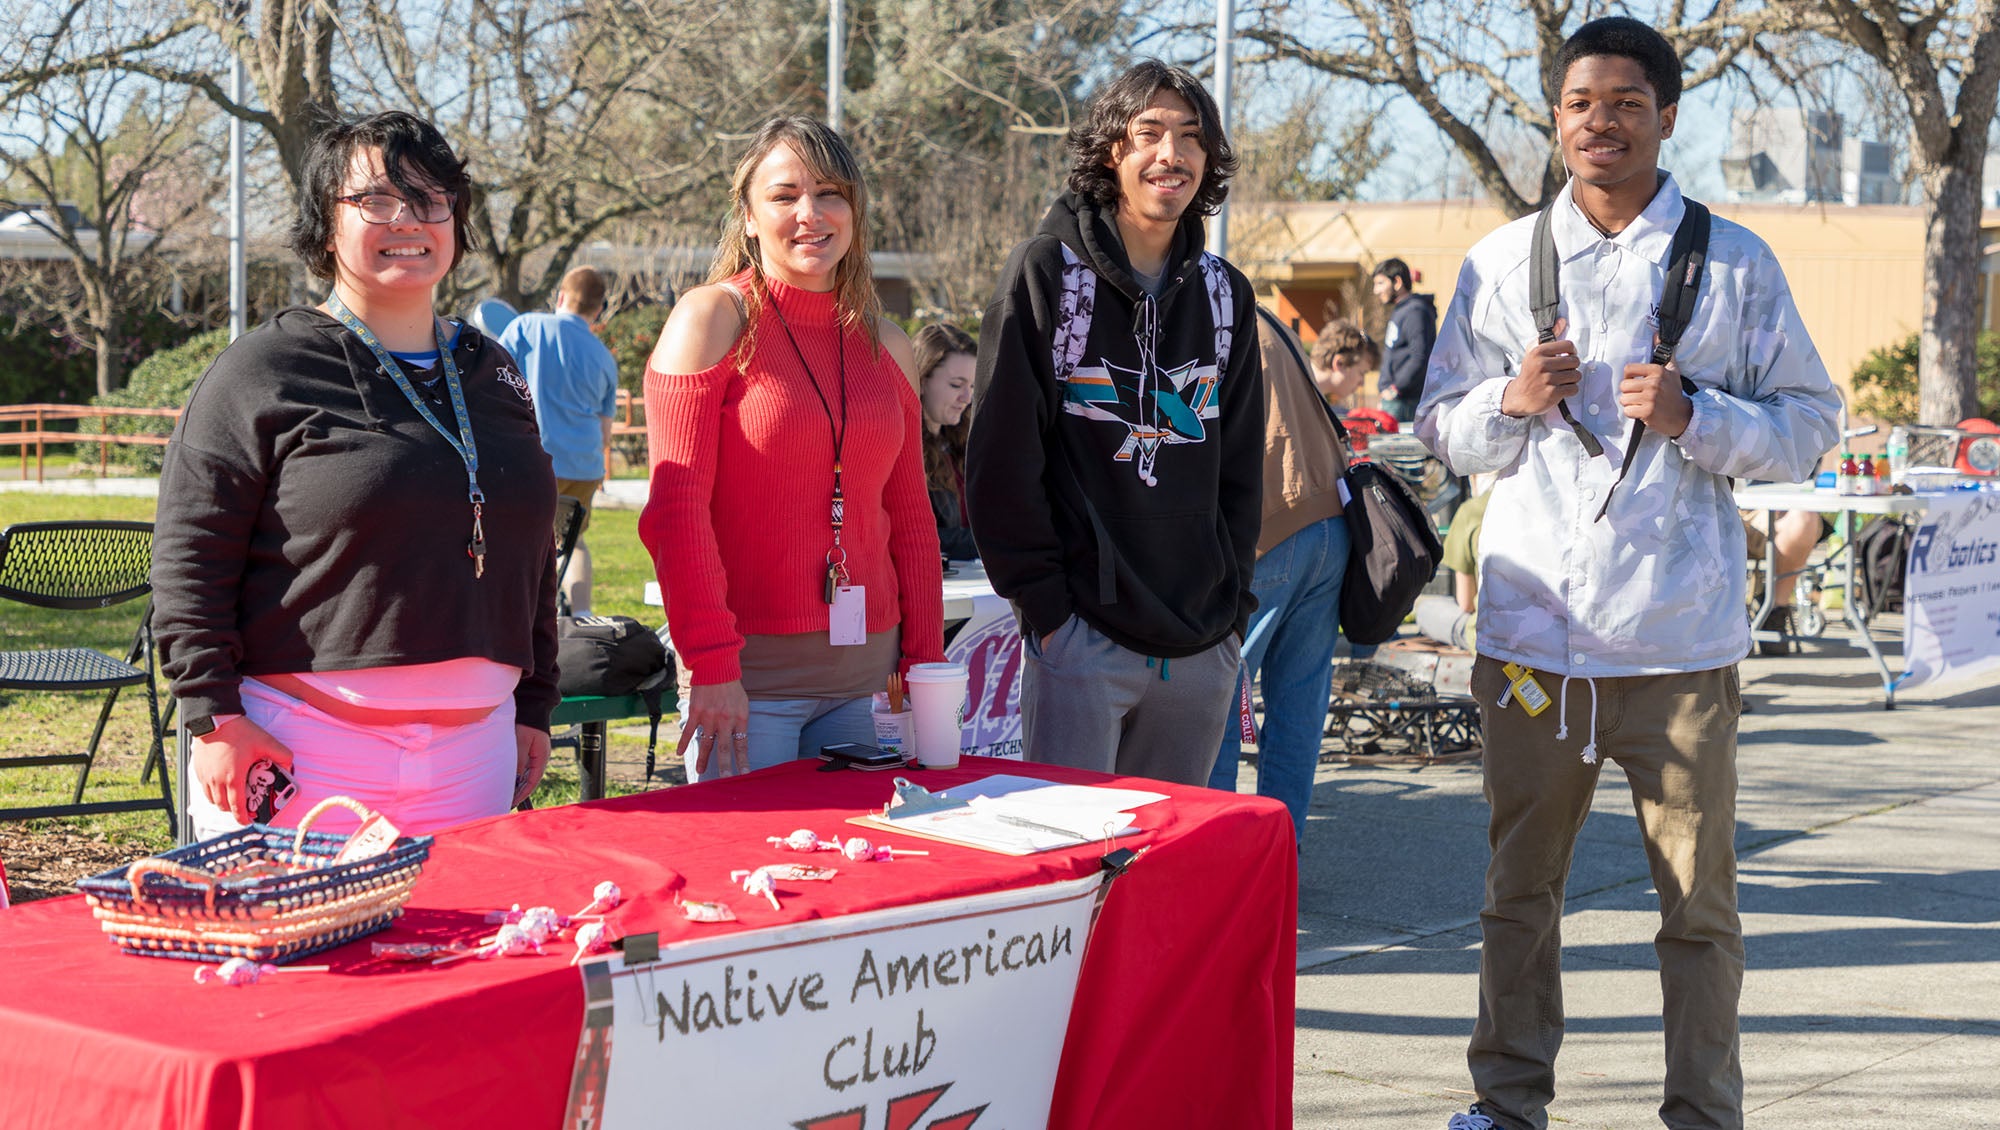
[
  {"xmin": 0, "ymin": 520, "xmax": 174, "ymax": 832},
  {"xmin": 553, "ymin": 495, "xmax": 585, "ymax": 619}
]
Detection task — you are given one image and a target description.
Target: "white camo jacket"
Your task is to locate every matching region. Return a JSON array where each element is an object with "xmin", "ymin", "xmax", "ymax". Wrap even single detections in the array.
[{"xmin": 1417, "ymin": 174, "xmax": 1841, "ymax": 677}]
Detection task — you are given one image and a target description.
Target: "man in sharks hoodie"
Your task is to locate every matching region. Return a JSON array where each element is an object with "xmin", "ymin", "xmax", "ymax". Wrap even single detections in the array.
[{"xmin": 964, "ymin": 60, "xmax": 1263, "ymax": 786}]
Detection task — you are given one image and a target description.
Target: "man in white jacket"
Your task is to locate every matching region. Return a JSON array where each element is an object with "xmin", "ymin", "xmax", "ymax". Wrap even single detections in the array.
[{"xmin": 1419, "ymin": 18, "xmax": 1840, "ymax": 1130}]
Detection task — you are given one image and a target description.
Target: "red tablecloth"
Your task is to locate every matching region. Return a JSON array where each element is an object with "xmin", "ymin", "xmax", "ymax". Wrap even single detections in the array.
[{"xmin": 0, "ymin": 757, "xmax": 1295, "ymax": 1129}]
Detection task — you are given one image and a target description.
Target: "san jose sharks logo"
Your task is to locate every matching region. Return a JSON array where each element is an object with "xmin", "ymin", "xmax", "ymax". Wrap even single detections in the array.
[
  {"xmin": 1049, "ymin": 244, "xmax": 1234, "ymax": 487},
  {"xmin": 1062, "ymin": 358, "xmax": 1219, "ymax": 485}
]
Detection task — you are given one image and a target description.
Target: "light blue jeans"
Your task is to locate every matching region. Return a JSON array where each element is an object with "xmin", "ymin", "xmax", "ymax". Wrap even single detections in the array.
[
  {"xmin": 1208, "ymin": 514, "xmax": 1351, "ymax": 842},
  {"xmin": 682, "ymin": 694, "xmax": 875, "ymax": 782}
]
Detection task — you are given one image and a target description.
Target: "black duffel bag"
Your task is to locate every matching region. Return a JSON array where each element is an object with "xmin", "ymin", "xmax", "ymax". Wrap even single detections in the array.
[
  {"xmin": 1336, "ymin": 460, "xmax": 1445, "ymax": 645},
  {"xmin": 556, "ymin": 615, "xmax": 676, "ymax": 764}
]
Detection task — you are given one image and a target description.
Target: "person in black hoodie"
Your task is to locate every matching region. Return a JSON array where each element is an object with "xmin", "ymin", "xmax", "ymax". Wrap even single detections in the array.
[
  {"xmin": 1371, "ymin": 257, "xmax": 1437, "ymax": 423},
  {"xmin": 965, "ymin": 61, "xmax": 1263, "ymax": 786},
  {"xmin": 151, "ymin": 112, "xmax": 558, "ymax": 838}
]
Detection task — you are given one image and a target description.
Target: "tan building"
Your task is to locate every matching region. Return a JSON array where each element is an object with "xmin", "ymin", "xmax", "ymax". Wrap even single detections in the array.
[{"xmin": 1230, "ymin": 198, "xmax": 2000, "ymax": 422}]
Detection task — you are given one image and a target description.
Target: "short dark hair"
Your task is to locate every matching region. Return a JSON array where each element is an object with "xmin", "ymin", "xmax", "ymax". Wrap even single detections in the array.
[
  {"xmin": 1065, "ymin": 60, "xmax": 1238, "ymax": 218},
  {"xmin": 1554, "ymin": 17, "xmax": 1683, "ymax": 108},
  {"xmin": 1372, "ymin": 258, "xmax": 1412, "ymax": 291},
  {"xmin": 289, "ymin": 110, "xmax": 476, "ymax": 281}
]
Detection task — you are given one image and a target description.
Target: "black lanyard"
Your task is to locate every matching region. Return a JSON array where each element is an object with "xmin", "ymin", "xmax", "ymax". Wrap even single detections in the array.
[
  {"xmin": 325, "ymin": 293, "xmax": 488, "ymax": 578},
  {"xmin": 769, "ymin": 298, "xmax": 850, "ymax": 600}
]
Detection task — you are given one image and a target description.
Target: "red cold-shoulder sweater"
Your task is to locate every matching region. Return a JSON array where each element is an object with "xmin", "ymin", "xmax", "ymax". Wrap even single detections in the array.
[{"xmin": 638, "ymin": 271, "xmax": 945, "ymax": 686}]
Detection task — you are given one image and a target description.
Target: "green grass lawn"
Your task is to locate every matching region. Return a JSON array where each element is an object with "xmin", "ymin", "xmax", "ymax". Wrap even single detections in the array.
[{"xmin": 1, "ymin": 492, "xmax": 668, "ymax": 886}]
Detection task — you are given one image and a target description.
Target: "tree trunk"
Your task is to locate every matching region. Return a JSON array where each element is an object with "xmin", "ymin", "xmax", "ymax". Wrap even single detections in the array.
[
  {"xmin": 93, "ymin": 319, "xmax": 122, "ymax": 398},
  {"xmin": 1918, "ymin": 157, "xmax": 1987, "ymax": 425}
]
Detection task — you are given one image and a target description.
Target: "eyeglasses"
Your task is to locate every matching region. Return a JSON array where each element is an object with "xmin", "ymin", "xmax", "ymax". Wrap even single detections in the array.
[{"xmin": 334, "ymin": 191, "xmax": 455, "ymax": 225}]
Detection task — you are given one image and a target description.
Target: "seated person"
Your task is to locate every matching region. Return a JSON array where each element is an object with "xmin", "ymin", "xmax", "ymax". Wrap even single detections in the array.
[
  {"xmin": 914, "ymin": 323, "xmax": 979, "ymax": 561},
  {"xmin": 1741, "ymin": 507, "xmax": 1832, "ymax": 654},
  {"xmin": 1414, "ymin": 474, "xmax": 1491, "ymax": 651}
]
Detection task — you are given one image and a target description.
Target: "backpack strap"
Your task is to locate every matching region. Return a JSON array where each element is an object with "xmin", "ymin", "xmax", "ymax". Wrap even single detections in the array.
[
  {"xmin": 1529, "ymin": 207, "xmax": 1605, "ymax": 460},
  {"xmin": 1531, "ymin": 199, "xmax": 1712, "ymax": 520},
  {"xmin": 1593, "ymin": 200, "xmax": 1709, "ymax": 521},
  {"xmin": 1200, "ymin": 252, "xmax": 1233, "ymax": 378},
  {"xmin": 1051, "ymin": 244, "xmax": 1096, "ymax": 383}
]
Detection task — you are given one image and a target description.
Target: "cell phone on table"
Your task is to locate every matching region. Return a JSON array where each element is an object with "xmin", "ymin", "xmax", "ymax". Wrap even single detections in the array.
[
  {"xmin": 818, "ymin": 742, "xmax": 908, "ymax": 772},
  {"xmin": 245, "ymin": 758, "xmax": 298, "ymax": 823}
]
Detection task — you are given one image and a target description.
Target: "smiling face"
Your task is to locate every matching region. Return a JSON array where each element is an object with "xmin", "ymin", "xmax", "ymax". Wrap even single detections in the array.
[
  {"xmin": 1556, "ymin": 53, "xmax": 1676, "ymax": 193},
  {"xmin": 1371, "ymin": 273, "xmax": 1399, "ymax": 307},
  {"xmin": 1107, "ymin": 87, "xmax": 1207, "ymax": 232},
  {"xmin": 324, "ymin": 146, "xmax": 455, "ymax": 302},
  {"xmin": 921, "ymin": 352, "xmax": 976, "ymax": 432},
  {"xmin": 744, "ymin": 143, "xmax": 854, "ymax": 293}
]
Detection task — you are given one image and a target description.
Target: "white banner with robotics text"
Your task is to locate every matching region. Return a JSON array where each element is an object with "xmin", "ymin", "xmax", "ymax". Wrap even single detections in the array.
[
  {"xmin": 1901, "ymin": 491, "xmax": 2000, "ymax": 690},
  {"xmin": 563, "ymin": 874, "xmax": 1103, "ymax": 1130}
]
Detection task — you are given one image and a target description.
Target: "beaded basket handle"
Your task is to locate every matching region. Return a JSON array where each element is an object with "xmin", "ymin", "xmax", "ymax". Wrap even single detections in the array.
[
  {"xmin": 292, "ymin": 795, "xmax": 379, "ymax": 855},
  {"xmin": 125, "ymin": 858, "xmax": 222, "ymax": 910}
]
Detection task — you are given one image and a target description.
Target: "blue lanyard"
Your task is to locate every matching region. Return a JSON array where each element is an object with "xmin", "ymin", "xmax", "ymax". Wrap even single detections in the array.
[{"xmin": 325, "ymin": 292, "xmax": 488, "ymax": 578}]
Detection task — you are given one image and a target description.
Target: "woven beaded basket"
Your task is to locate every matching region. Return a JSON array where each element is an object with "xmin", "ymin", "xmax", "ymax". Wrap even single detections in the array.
[{"xmin": 77, "ymin": 796, "xmax": 433, "ymax": 965}]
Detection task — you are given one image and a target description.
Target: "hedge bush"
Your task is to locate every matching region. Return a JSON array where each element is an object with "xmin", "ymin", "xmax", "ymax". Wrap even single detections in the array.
[
  {"xmin": 603, "ymin": 303, "xmax": 672, "ymax": 400},
  {"xmin": 87, "ymin": 328, "xmax": 231, "ymax": 473},
  {"xmin": 1850, "ymin": 330, "xmax": 2000, "ymax": 422}
]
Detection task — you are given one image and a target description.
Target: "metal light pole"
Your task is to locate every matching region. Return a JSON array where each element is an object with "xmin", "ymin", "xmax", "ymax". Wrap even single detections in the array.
[
  {"xmin": 227, "ymin": 15, "xmax": 246, "ymax": 341},
  {"xmin": 827, "ymin": 0, "xmax": 844, "ymax": 131},
  {"xmin": 1212, "ymin": 0, "xmax": 1233, "ymax": 259}
]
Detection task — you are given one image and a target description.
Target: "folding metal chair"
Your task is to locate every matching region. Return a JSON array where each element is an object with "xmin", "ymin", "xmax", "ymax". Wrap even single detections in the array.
[
  {"xmin": 0, "ymin": 520, "xmax": 174, "ymax": 833},
  {"xmin": 553, "ymin": 495, "xmax": 585, "ymax": 619}
]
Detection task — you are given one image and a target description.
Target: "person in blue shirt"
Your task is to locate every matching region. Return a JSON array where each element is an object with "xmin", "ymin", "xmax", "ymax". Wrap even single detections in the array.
[{"xmin": 497, "ymin": 266, "xmax": 622, "ymax": 614}]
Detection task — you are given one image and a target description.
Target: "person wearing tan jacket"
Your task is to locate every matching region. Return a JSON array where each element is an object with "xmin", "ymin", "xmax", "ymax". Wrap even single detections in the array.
[{"xmin": 1206, "ymin": 306, "xmax": 1354, "ymax": 843}]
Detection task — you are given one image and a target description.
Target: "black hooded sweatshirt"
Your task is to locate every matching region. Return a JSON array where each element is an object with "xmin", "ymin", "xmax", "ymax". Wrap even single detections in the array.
[
  {"xmin": 964, "ymin": 190, "xmax": 1264, "ymax": 658},
  {"xmin": 1382, "ymin": 291, "xmax": 1438, "ymax": 403},
  {"xmin": 150, "ymin": 307, "xmax": 560, "ymax": 731}
]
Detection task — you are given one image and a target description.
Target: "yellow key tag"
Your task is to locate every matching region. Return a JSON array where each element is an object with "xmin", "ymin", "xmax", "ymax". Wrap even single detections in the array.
[{"xmin": 1501, "ymin": 662, "xmax": 1552, "ymax": 716}]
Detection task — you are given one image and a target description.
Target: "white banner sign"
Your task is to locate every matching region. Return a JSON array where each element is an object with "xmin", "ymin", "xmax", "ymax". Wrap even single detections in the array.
[
  {"xmin": 565, "ymin": 874, "xmax": 1104, "ymax": 1130},
  {"xmin": 1901, "ymin": 492, "xmax": 2000, "ymax": 690},
  {"xmin": 945, "ymin": 593, "xmax": 1025, "ymax": 760}
]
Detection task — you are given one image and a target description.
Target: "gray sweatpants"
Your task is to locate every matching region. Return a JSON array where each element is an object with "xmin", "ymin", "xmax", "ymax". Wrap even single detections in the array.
[{"xmin": 1018, "ymin": 614, "xmax": 1241, "ymax": 785}]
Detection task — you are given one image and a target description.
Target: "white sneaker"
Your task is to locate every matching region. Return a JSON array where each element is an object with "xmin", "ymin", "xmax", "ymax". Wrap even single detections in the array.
[{"xmin": 1446, "ymin": 1108, "xmax": 1498, "ymax": 1130}]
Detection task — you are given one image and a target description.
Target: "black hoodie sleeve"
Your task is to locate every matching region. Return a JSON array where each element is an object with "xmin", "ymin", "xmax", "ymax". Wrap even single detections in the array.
[
  {"xmin": 965, "ymin": 238, "xmax": 1072, "ymax": 638},
  {"xmin": 150, "ymin": 337, "xmax": 278, "ymax": 724},
  {"xmin": 1217, "ymin": 267, "xmax": 1267, "ymax": 639}
]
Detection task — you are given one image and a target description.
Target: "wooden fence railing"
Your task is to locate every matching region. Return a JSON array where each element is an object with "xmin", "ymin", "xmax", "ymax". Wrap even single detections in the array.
[
  {"xmin": 0, "ymin": 404, "xmax": 181, "ymax": 483},
  {"xmin": 2, "ymin": 392, "xmax": 649, "ymax": 483}
]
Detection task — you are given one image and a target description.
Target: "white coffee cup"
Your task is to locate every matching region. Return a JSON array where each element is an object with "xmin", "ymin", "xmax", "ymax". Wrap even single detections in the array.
[{"xmin": 904, "ymin": 662, "xmax": 969, "ymax": 769}]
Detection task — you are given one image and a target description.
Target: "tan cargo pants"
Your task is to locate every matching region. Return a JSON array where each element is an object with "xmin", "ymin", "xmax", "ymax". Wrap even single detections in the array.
[{"xmin": 1466, "ymin": 656, "xmax": 1745, "ymax": 1130}]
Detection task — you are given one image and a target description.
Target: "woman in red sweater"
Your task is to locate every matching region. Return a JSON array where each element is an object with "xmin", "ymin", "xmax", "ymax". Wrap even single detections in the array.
[{"xmin": 639, "ymin": 117, "xmax": 944, "ymax": 779}]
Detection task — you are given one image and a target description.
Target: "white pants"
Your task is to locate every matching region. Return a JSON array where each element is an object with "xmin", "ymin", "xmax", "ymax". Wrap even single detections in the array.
[{"xmin": 188, "ymin": 679, "xmax": 517, "ymax": 840}]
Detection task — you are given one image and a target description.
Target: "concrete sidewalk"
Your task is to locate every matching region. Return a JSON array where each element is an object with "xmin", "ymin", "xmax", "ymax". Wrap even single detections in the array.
[{"xmin": 1242, "ymin": 624, "xmax": 2000, "ymax": 1129}]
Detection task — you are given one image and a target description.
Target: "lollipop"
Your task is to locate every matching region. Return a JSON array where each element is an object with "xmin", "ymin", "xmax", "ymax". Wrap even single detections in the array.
[
  {"xmin": 371, "ymin": 941, "xmax": 467, "ymax": 962},
  {"xmin": 572, "ymin": 880, "xmax": 623, "ymax": 918},
  {"xmin": 570, "ymin": 921, "xmax": 619, "ymax": 966},
  {"xmin": 840, "ymin": 836, "xmax": 929, "ymax": 862},
  {"xmin": 193, "ymin": 957, "xmax": 328, "ymax": 985},
  {"xmin": 738, "ymin": 867, "xmax": 782, "ymax": 912},
  {"xmin": 765, "ymin": 828, "xmax": 837, "ymax": 852},
  {"xmin": 433, "ymin": 922, "xmax": 546, "ymax": 965}
]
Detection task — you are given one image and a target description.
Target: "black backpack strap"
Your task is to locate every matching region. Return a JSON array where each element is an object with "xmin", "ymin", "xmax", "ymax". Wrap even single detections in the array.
[
  {"xmin": 1593, "ymin": 200, "xmax": 1710, "ymax": 521},
  {"xmin": 1529, "ymin": 207, "xmax": 1604, "ymax": 459},
  {"xmin": 1254, "ymin": 305, "xmax": 1351, "ymax": 446}
]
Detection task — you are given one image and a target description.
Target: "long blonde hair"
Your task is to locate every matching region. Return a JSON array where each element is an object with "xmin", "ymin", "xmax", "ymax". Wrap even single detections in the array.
[{"xmin": 708, "ymin": 116, "xmax": 883, "ymax": 368}]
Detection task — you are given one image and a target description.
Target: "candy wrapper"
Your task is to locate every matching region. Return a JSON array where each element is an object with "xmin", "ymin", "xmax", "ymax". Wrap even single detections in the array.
[
  {"xmin": 572, "ymin": 880, "xmax": 622, "ymax": 918},
  {"xmin": 570, "ymin": 921, "xmax": 620, "ymax": 966},
  {"xmin": 677, "ymin": 897, "xmax": 737, "ymax": 924},
  {"xmin": 193, "ymin": 957, "xmax": 327, "ymax": 985}
]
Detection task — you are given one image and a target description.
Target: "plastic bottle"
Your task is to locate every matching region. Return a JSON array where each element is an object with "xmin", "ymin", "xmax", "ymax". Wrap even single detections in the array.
[
  {"xmin": 1886, "ymin": 426, "xmax": 1911, "ymax": 486},
  {"xmin": 1837, "ymin": 452, "xmax": 1859, "ymax": 496},
  {"xmin": 1857, "ymin": 453, "xmax": 1878, "ymax": 496}
]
